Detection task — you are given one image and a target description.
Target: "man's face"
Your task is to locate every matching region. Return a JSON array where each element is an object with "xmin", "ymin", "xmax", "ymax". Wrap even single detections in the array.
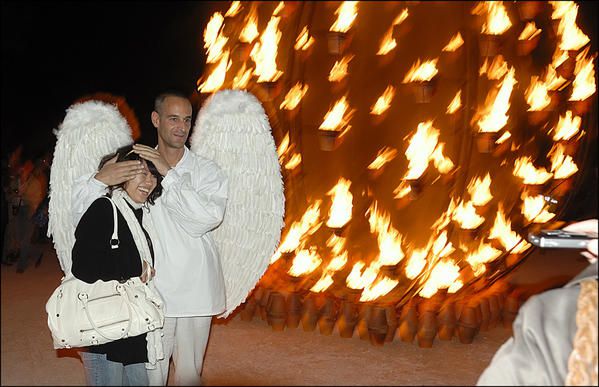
[{"xmin": 152, "ymin": 96, "xmax": 192, "ymax": 150}]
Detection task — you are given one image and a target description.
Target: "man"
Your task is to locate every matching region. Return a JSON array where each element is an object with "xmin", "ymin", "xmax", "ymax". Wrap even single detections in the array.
[{"xmin": 72, "ymin": 91, "xmax": 228, "ymax": 385}]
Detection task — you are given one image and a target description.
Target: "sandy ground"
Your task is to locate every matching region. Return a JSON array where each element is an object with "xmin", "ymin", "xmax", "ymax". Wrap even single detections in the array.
[{"xmin": 1, "ymin": 242, "xmax": 589, "ymax": 386}]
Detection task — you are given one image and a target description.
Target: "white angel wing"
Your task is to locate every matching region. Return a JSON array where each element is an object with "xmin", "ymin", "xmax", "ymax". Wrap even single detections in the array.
[
  {"xmin": 47, "ymin": 100, "xmax": 133, "ymax": 275},
  {"xmin": 190, "ymin": 89, "xmax": 285, "ymax": 318}
]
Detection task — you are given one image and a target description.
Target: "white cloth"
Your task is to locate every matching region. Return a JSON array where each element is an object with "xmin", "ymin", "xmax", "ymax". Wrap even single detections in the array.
[{"xmin": 71, "ymin": 147, "xmax": 229, "ymax": 317}]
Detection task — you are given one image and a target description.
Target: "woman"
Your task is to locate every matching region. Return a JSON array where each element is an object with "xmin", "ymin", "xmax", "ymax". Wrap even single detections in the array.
[{"xmin": 71, "ymin": 144, "xmax": 163, "ymax": 386}]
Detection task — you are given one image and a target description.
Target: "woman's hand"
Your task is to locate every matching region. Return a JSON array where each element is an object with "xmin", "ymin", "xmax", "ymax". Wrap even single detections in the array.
[
  {"xmin": 140, "ymin": 261, "xmax": 156, "ymax": 283},
  {"xmin": 563, "ymin": 219, "xmax": 598, "ymax": 263}
]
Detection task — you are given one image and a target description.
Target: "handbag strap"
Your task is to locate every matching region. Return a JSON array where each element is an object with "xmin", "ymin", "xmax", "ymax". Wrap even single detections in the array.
[
  {"xmin": 80, "ymin": 283, "xmax": 132, "ymax": 341},
  {"xmin": 101, "ymin": 196, "xmax": 120, "ymax": 249}
]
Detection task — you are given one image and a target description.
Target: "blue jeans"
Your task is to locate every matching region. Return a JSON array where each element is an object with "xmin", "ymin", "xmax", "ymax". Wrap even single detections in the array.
[{"xmin": 79, "ymin": 351, "xmax": 149, "ymax": 386}]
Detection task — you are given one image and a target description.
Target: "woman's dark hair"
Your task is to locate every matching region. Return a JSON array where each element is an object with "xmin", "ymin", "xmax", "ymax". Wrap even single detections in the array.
[{"xmin": 98, "ymin": 144, "xmax": 163, "ymax": 206}]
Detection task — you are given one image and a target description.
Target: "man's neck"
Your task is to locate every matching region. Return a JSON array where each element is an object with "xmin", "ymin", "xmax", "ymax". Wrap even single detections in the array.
[{"xmin": 157, "ymin": 142, "xmax": 185, "ymax": 168}]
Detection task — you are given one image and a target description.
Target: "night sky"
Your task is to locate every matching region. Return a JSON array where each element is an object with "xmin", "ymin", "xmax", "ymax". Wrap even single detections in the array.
[{"xmin": 1, "ymin": 1, "xmax": 225, "ymax": 161}]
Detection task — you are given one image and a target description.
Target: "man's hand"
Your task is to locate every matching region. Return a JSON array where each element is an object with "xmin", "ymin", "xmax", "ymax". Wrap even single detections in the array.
[
  {"xmin": 563, "ymin": 219, "xmax": 598, "ymax": 262},
  {"xmin": 132, "ymin": 144, "xmax": 171, "ymax": 176},
  {"xmin": 94, "ymin": 155, "xmax": 145, "ymax": 186}
]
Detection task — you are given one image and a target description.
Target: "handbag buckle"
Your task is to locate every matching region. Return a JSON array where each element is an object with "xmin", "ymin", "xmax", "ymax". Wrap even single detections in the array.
[
  {"xmin": 77, "ymin": 292, "xmax": 88, "ymax": 301},
  {"xmin": 110, "ymin": 238, "xmax": 120, "ymax": 249}
]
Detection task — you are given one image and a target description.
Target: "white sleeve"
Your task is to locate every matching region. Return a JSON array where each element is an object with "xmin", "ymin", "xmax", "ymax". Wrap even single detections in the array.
[
  {"xmin": 159, "ymin": 161, "xmax": 228, "ymax": 237},
  {"xmin": 71, "ymin": 172, "xmax": 108, "ymax": 227}
]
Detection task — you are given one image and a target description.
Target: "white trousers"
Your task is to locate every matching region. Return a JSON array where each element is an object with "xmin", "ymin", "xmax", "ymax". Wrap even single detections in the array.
[{"xmin": 147, "ymin": 316, "xmax": 212, "ymax": 386}]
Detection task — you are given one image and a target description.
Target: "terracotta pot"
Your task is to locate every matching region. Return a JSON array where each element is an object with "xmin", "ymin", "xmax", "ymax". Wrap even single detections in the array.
[
  {"xmin": 437, "ymin": 301, "xmax": 457, "ymax": 341},
  {"xmin": 327, "ymin": 31, "xmax": 353, "ymax": 55},
  {"xmin": 517, "ymin": 1, "xmax": 543, "ymax": 20},
  {"xmin": 517, "ymin": 35, "xmax": 540, "ymax": 56},
  {"xmin": 286, "ymin": 292, "xmax": 303, "ymax": 329},
  {"xmin": 475, "ymin": 132, "xmax": 499, "ymax": 153},
  {"xmin": 240, "ymin": 297, "xmax": 258, "ymax": 322},
  {"xmin": 417, "ymin": 310, "xmax": 437, "ymax": 348},
  {"xmin": 337, "ymin": 301, "xmax": 359, "ymax": 338},
  {"xmin": 357, "ymin": 303, "xmax": 372, "ymax": 341},
  {"xmin": 568, "ymin": 97, "xmax": 593, "ymax": 116},
  {"xmin": 258, "ymin": 288, "xmax": 272, "ymax": 321},
  {"xmin": 487, "ymin": 294, "xmax": 501, "ymax": 329},
  {"xmin": 318, "ymin": 129, "xmax": 343, "ymax": 151},
  {"xmin": 478, "ymin": 296, "xmax": 491, "ymax": 332},
  {"xmin": 409, "ymin": 80, "xmax": 437, "ymax": 104},
  {"xmin": 318, "ymin": 297, "xmax": 338, "ymax": 336},
  {"xmin": 502, "ymin": 291, "xmax": 521, "ymax": 329},
  {"xmin": 368, "ymin": 306, "xmax": 389, "ymax": 346},
  {"xmin": 398, "ymin": 302, "xmax": 418, "ymax": 343},
  {"xmin": 479, "ymin": 34, "xmax": 503, "ymax": 57},
  {"xmin": 301, "ymin": 295, "xmax": 319, "ymax": 332},
  {"xmin": 266, "ymin": 291, "xmax": 287, "ymax": 331},
  {"xmin": 258, "ymin": 80, "xmax": 283, "ymax": 101},
  {"xmin": 527, "ymin": 109, "xmax": 552, "ymax": 126},
  {"xmin": 457, "ymin": 302, "xmax": 481, "ymax": 344},
  {"xmin": 384, "ymin": 306, "xmax": 399, "ymax": 343}
]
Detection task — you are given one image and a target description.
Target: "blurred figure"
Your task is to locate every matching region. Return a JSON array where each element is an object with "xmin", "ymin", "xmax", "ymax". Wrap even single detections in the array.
[
  {"xmin": 477, "ymin": 219, "xmax": 598, "ymax": 386},
  {"xmin": 1, "ymin": 146, "xmax": 23, "ymax": 265}
]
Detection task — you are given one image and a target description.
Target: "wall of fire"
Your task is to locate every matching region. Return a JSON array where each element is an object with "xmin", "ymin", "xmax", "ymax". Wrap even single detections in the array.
[{"xmin": 198, "ymin": 1, "xmax": 597, "ymax": 347}]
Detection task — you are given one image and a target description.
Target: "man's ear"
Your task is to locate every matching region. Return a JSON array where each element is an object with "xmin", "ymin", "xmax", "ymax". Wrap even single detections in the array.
[{"xmin": 151, "ymin": 111, "xmax": 160, "ymax": 128}]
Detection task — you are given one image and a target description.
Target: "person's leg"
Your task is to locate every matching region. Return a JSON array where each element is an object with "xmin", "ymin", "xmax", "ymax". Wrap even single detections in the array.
[
  {"xmin": 124, "ymin": 362, "xmax": 149, "ymax": 386},
  {"xmin": 104, "ymin": 358, "xmax": 125, "ymax": 386},
  {"xmin": 171, "ymin": 316, "xmax": 212, "ymax": 386},
  {"xmin": 14, "ymin": 207, "xmax": 32, "ymax": 272},
  {"xmin": 79, "ymin": 351, "xmax": 108, "ymax": 386},
  {"xmin": 147, "ymin": 317, "xmax": 176, "ymax": 386}
]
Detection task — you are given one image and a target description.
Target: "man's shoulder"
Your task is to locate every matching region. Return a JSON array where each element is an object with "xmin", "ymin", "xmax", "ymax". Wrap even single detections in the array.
[{"xmin": 184, "ymin": 149, "xmax": 223, "ymax": 173}]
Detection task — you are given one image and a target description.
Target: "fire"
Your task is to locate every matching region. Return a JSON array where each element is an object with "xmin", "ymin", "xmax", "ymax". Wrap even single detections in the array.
[
  {"xmin": 430, "ymin": 144, "xmax": 454, "ymax": 174},
  {"xmin": 481, "ymin": 1, "xmax": 512, "ymax": 35},
  {"xmin": 419, "ymin": 259, "xmax": 461, "ymax": 298},
  {"xmin": 550, "ymin": 1, "xmax": 575, "ymax": 20},
  {"xmin": 377, "ymin": 27, "xmax": 397, "ymax": 56},
  {"xmin": 393, "ymin": 180, "xmax": 412, "ymax": 200},
  {"xmin": 294, "ymin": 26, "xmax": 315, "ymax": 51},
  {"xmin": 319, "ymin": 96, "xmax": 355, "ymax": 132},
  {"xmin": 495, "ymin": 131, "xmax": 511, "ymax": 144},
  {"xmin": 327, "ymin": 234, "xmax": 346, "ymax": 257},
  {"xmin": 250, "ymin": 16, "xmax": 283, "ymax": 82},
  {"xmin": 288, "ymin": 248, "xmax": 322, "ymax": 277},
  {"xmin": 489, "ymin": 204, "xmax": 531, "ymax": 254},
  {"xmin": 468, "ymin": 173, "xmax": 493, "ymax": 206},
  {"xmin": 544, "ymin": 63, "xmax": 567, "ymax": 92},
  {"xmin": 367, "ymin": 201, "xmax": 405, "ymax": 266},
  {"xmin": 557, "ymin": 3, "xmax": 589, "ymax": 51},
  {"xmin": 432, "ymin": 199, "xmax": 458, "ymax": 231},
  {"xmin": 402, "ymin": 58, "xmax": 439, "ymax": 83},
  {"xmin": 521, "ymin": 193, "xmax": 556, "ymax": 223},
  {"xmin": 368, "ymin": 146, "xmax": 398, "ymax": 170},
  {"xmin": 570, "ymin": 48, "xmax": 596, "ymax": 102},
  {"xmin": 479, "ymin": 55, "xmax": 509, "ymax": 80},
  {"xmin": 273, "ymin": 2, "xmax": 285, "ymax": 16},
  {"xmin": 405, "ymin": 248, "xmax": 428, "ymax": 279},
  {"xmin": 271, "ymin": 200, "xmax": 323, "ymax": 263},
  {"xmin": 518, "ymin": 22, "xmax": 542, "ymax": 41},
  {"xmin": 452, "ymin": 200, "xmax": 485, "ymax": 229},
  {"xmin": 476, "ymin": 67, "xmax": 516, "ymax": 133},
  {"xmin": 443, "ymin": 32, "xmax": 464, "ymax": 52},
  {"xmin": 277, "ymin": 132, "xmax": 290, "ymax": 160},
  {"xmin": 328, "ymin": 55, "xmax": 354, "ymax": 82},
  {"xmin": 526, "ymin": 76, "xmax": 552, "ymax": 111},
  {"xmin": 225, "ymin": 1, "xmax": 242, "ymax": 17},
  {"xmin": 465, "ymin": 242, "xmax": 502, "ymax": 277},
  {"xmin": 513, "ymin": 156, "xmax": 553, "ymax": 185},
  {"xmin": 549, "ymin": 144, "xmax": 579, "ymax": 179},
  {"xmin": 326, "ymin": 178, "xmax": 353, "ymax": 229},
  {"xmin": 285, "ymin": 153, "xmax": 302, "ymax": 170},
  {"xmin": 204, "ymin": 12, "xmax": 228, "ymax": 64},
  {"xmin": 370, "ymin": 86, "xmax": 395, "ymax": 115},
  {"xmin": 393, "ymin": 8, "xmax": 409, "ymax": 26},
  {"xmin": 330, "ymin": 1, "xmax": 359, "ymax": 33},
  {"xmin": 551, "ymin": 111, "xmax": 582, "ymax": 141},
  {"xmin": 431, "ymin": 230, "xmax": 455, "ymax": 258},
  {"xmin": 360, "ymin": 276, "xmax": 399, "ymax": 302},
  {"xmin": 198, "ymin": 51, "xmax": 231, "ymax": 93},
  {"xmin": 311, "ymin": 273, "xmax": 334, "ymax": 293},
  {"xmin": 280, "ymin": 82, "xmax": 309, "ymax": 111},
  {"xmin": 404, "ymin": 121, "xmax": 440, "ymax": 180},
  {"xmin": 232, "ymin": 62, "xmax": 252, "ymax": 90},
  {"xmin": 446, "ymin": 90, "xmax": 462, "ymax": 114},
  {"xmin": 240, "ymin": 6, "xmax": 259, "ymax": 43}
]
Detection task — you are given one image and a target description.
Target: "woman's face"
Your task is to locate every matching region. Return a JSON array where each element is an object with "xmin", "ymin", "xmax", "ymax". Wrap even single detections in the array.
[{"xmin": 124, "ymin": 160, "xmax": 157, "ymax": 203}]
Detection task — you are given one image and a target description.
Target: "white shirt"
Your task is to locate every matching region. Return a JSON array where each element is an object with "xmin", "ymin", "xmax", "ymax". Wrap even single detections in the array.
[{"xmin": 72, "ymin": 147, "xmax": 229, "ymax": 317}]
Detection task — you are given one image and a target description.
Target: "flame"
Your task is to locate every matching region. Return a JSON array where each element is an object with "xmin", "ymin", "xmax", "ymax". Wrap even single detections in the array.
[
  {"xmin": 443, "ymin": 32, "xmax": 464, "ymax": 52},
  {"xmin": 452, "ymin": 200, "xmax": 485, "ymax": 229},
  {"xmin": 521, "ymin": 193, "xmax": 556, "ymax": 223},
  {"xmin": 225, "ymin": 1, "xmax": 242, "ymax": 17},
  {"xmin": 280, "ymin": 82, "xmax": 309, "ymax": 111},
  {"xmin": 468, "ymin": 173, "xmax": 493, "ymax": 206},
  {"xmin": 544, "ymin": 63, "xmax": 567, "ymax": 92},
  {"xmin": 570, "ymin": 48, "xmax": 596, "ymax": 101},
  {"xmin": 481, "ymin": 2, "xmax": 512, "ymax": 35},
  {"xmin": 476, "ymin": 67, "xmax": 516, "ymax": 133},
  {"xmin": 526, "ymin": 76, "xmax": 552, "ymax": 111},
  {"xmin": 319, "ymin": 96, "xmax": 355, "ymax": 132},
  {"xmin": 327, "ymin": 234, "xmax": 346, "ymax": 257},
  {"xmin": 273, "ymin": 1, "xmax": 285, "ymax": 16},
  {"xmin": 346, "ymin": 261, "xmax": 379, "ymax": 290},
  {"xmin": 250, "ymin": 16, "xmax": 283, "ymax": 82},
  {"xmin": 370, "ymin": 86, "xmax": 395, "ymax": 116},
  {"xmin": 513, "ymin": 156, "xmax": 553, "ymax": 184},
  {"xmin": 479, "ymin": 55, "xmax": 509, "ymax": 80},
  {"xmin": 404, "ymin": 121, "xmax": 440, "ymax": 180},
  {"xmin": 431, "ymin": 143, "xmax": 454, "ymax": 174},
  {"xmin": 419, "ymin": 259, "xmax": 461, "ymax": 298},
  {"xmin": 294, "ymin": 26, "xmax": 315, "ymax": 51},
  {"xmin": 550, "ymin": 1, "xmax": 575, "ymax": 20},
  {"xmin": 432, "ymin": 199, "xmax": 458, "ymax": 231},
  {"xmin": 377, "ymin": 27, "xmax": 397, "ymax": 56},
  {"xmin": 489, "ymin": 204, "xmax": 531, "ymax": 253},
  {"xmin": 552, "ymin": 48, "xmax": 570, "ymax": 69},
  {"xmin": 551, "ymin": 111, "xmax": 582, "ymax": 141},
  {"xmin": 326, "ymin": 178, "xmax": 353, "ymax": 229},
  {"xmin": 393, "ymin": 8, "xmax": 409, "ymax": 26},
  {"xmin": 330, "ymin": 1, "xmax": 359, "ymax": 33},
  {"xmin": 465, "ymin": 242, "xmax": 502, "ymax": 277},
  {"xmin": 549, "ymin": 143, "xmax": 579, "ymax": 179},
  {"xmin": 431, "ymin": 230, "xmax": 455, "ymax": 258},
  {"xmin": 360, "ymin": 276, "xmax": 399, "ymax": 302},
  {"xmin": 405, "ymin": 248, "xmax": 428, "ymax": 279},
  {"xmin": 288, "ymin": 248, "xmax": 322, "ymax": 277},
  {"xmin": 277, "ymin": 132, "xmax": 290, "ymax": 160},
  {"xmin": 367, "ymin": 201, "xmax": 405, "ymax": 266},
  {"xmin": 285, "ymin": 154, "xmax": 302, "ymax": 170},
  {"xmin": 198, "ymin": 51, "xmax": 231, "ymax": 93},
  {"xmin": 518, "ymin": 22, "xmax": 542, "ymax": 40},
  {"xmin": 447, "ymin": 90, "xmax": 462, "ymax": 114},
  {"xmin": 328, "ymin": 55, "xmax": 354, "ymax": 82},
  {"xmin": 495, "ymin": 131, "xmax": 511, "ymax": 144},
  {"xmin": 403, "ymin": 58, "xmax": 439, "ymax": 83},
  {"xmin": 204, "ymin": 13, "xmax": 228, "ymax": 64},
  {"xmin": 311, "ymin": 273, "xmax": 334, "ymax": 293},
  {"xmin": 240, "ymin": 6, "xmax": 259, "ymax": 43},
  {"xmin": 271, "ymin": 200, "xmax": 323, "ymax": 263},
  {"xmin": 232, "ymin": 62, "xmax": 253, "ymax": 90},
  {"xmin": 393, "ymin": 180, "xmax": 412, "ymax": 200},
  {"xmin": 557, "ymin": 3, "xmax": 589, "ymax": 51},
  {"xmin": 368, "ymin": 147, "xmax": 398, "ymax": 170}
]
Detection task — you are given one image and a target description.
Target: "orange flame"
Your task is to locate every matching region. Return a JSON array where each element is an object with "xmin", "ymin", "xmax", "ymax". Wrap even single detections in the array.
[
  {"xmin": 518, "ymin": 22, "xmax": 542, "ymax": 40},
  {"xmin": 393, "ymin": 180, "xmax": 412, "ymax": 200},
  {"xmin": 419, "ymin": 259, "xmax": 461, "ymax": 298},
  {"xmin": 346, "ymin": 261, "xmax": 379, "ymax": 290},
  {"xmin": 271, "ymin": 200, "xmax": 323, "ymax": 263},
  {"xmin": 377, "ymin": 27, "xmax": 397, "ymax": 56},
  {"xmin": 521, "ymin": 193, "xmax": 556, "ymax": 223},
  {"xmin": 327, "ymin": 234, "xmax": 347, "ymax": 257},
  {"xmin": 198, "ymin": 51, "xmax": 231, "ymax": 93},
  {"xmin": 285, "ymin": 154, "xmax": 302, "ymax": 170},
  {"xmin": 431, "ymin": 230, "xmax": 455, "ymax": 258},
  {"xmin": 405, "ymin": 248, "xmax": 428, "ymax": 279},
  {"xmin": 489, "ymin": 204, "xmax": 531, "ymax": 254},
  {"xmin": 465, "ymin": 241, "xmax": 502, "ymax": 277},
  {"xmin": 526, "ymin": 76, "xmax": 552, "ymax": 111},
  {"xmin": 330, "ymin": 1, "xmax": 359, "ymax": 33},
  {"xmin": 404, "ymin": 121, "xmax": 440, "ymax": 180},
  {"xmin": 326, "ymin": 178, "xmax": 353, "ymax": 229},
  {"xmin": 431, "ymin": 144, "xmax": 454, "ymax": 174},
  {"xmin": 225, "ymin": 1, "xmax": 242, "ymax": 17},
  {"xmin": 329, "ymin": 55, "xmax": 354, "ymax": 82},
  {"xmin": 570, "ymin": 48, "xmax": 596, "ymax": 101},
  {"xmin": 250, "ymin": 16, "xmax": 283, "ymax": 82},
  {"xmin": 280, "ymin": 82, "xmax": 309, "ymax": 111},
  {"xmin": 232, "ymin": 62, "xmax": 253, "ymax": 90},
  {"xmin": 452, "ymin": 200, "xmax": 485, "ymax": 229},
  {"xmin": 481, "ymin": 1, "xmax": 512, "ymax": 35},
  {"xmin": 370, "ymin": 86, "xmax": 396, "ymax": 115},
  {"xmin": 288, "ymin": 248, "xmax": 322, "ymax": 277},
  {"xmin": 294, "ymin": 26, "xmax": 315, "ymax": 51},
  {"xmin": 495, "ymin": 131, "xmax": 511, "ymax": 144},
  {"xmin": 551, "ymin": 111, "xmax": 582, "ymax": 141},
  {"xmin": 550, "ymin": 1, "xmax": 575, "ymax": 20},
  {"xmin": 360, "ymin": 276, "xmax": 399, "ymax": 302},
  {"xmin": 479, "ymin": 55, "xmax": 509, "ymax": 80},
  {"xmin": 549, "ymin": 144, "xmax": 579, "ymax": 179},
  {"xmin": 240, "ymin": 6, "xmax": 259, "ymax": 43},
  {"xmin": 204, "ymin": 12, "xmax": 228, "ymax": 64},
  {"xmin": 557, "ymin": 3, "xmax": 589, "ymax": 51},
  {"xmin": 476, "ymin": 67, "xmax": 516, "ymax": 133},
  {"xmin": 367, "ymin": 201, "xmax": 405, "ymax": 266},
  {"xmin": 403, "ymin": 58, "xmax": 439, "ymax": 83},
  {"xmin": 368, "ymin": 147, "xmax": 398, "ymax": 170},
  {"xmin": 277, "ymin": 132, "xmax": 290, "ymax": 160},
  {"xmin": 513, "ymin": 156, "xmax": 553, "ymax": 185},
  {"xmin": 447, "ymin": 90, "xmax": 462, "ymax": 114},
  {"xmin": 443, "ymin": 32, "xmax": 464, "ymax": 52},
  {"xmin": 319, "ymin": 96, "xmax": 355, "ymax": 132},
  {"xmin": 544, "ymin": 63, "xmax": 567, "ymax": 92},
  {"xmin": 310, "ymin": 273, "xmax": 334, "ymax": 293},
  {"xmin": 468, "ymin": 173, "xmax": 493, "ymax": 206},
  {"xmin": 273, "ymin": 1, "xmax": 285, "ymax": 16}
]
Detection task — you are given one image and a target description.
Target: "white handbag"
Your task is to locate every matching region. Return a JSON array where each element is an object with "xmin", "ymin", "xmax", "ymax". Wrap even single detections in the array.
[{"xmin": 46, "ymin": 196, "xmax": 164, "ymax": 349}]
